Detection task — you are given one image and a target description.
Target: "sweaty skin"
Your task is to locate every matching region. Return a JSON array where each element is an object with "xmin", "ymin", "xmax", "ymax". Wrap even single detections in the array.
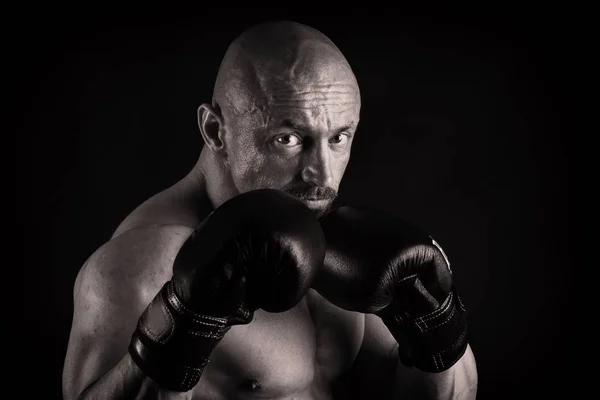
[{"xmin": 62, "ymin": 21, "xmax": 477, "ymax": 400}]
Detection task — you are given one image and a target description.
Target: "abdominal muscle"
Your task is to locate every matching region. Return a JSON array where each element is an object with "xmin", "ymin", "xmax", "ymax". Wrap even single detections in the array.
[{"xmin": 190, "ymin": 290, "xmax": 365, "ymax": 400}]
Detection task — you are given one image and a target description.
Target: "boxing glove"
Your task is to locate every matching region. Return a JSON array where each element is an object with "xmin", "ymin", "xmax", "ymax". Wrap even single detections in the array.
[
  {"xmin": 129, "ymin": 189, "xmax": 326, "ymax": 391},
  {"xmin": 315, "ymin": 205, "xmax": 468, "ymax": 373}
]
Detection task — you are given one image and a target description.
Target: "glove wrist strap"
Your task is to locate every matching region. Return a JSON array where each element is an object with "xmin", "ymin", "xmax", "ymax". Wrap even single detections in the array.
[
  {"xmin": 384, "ymin": 287, "xmax": 469, "ymax": 373},
  {"xmin": 128, "ymin": 281, "xmax": 230, "ymax": 392}
]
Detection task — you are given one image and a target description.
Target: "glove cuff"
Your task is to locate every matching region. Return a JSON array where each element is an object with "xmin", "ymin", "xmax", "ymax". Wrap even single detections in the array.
[
  {"xmin": 384, "ymin": 287, "xmax": 469, "ymax": 373},
  {"xmin": 128, "ymin": 281, "xmax": 230, "ymax": 392}
]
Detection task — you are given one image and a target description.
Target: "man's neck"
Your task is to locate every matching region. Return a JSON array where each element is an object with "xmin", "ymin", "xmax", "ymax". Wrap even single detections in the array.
[{"xmin": 192, "ymin": 148, "xmax": 238, "ymax": 210}]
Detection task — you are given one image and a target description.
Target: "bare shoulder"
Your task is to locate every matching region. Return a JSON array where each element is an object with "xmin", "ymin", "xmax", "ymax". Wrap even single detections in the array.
[
  {"xmin": 75, "ymin": 223, "xmax": 194, "ymax": 301},
  {"xmin": 70, "ymin": 222, "xmax": 195, "ymax": 338}
]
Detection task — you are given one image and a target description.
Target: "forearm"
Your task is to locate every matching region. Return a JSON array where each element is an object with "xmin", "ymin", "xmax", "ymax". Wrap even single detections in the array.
[
  {"xmin": 394, "ymin": 344, "xmax": 478, "ymax": 400},
  {"xmin": 77, "ymin": 354, "xmax": 193, "ymax": 400}
]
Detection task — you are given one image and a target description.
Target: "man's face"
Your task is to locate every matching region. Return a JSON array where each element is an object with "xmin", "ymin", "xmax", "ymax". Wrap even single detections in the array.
[{"xmin": 222, "ymin": 79, "xmax": 360, "ymax": 216}]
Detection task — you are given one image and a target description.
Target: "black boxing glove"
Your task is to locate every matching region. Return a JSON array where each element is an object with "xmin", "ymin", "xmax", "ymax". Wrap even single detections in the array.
[
  {"xmin": 314, "ymin": 206, "xmax": 468, "ymax": 373},
  {"xmin": 129, "ymin": 189, "xmax": 326, "ymax": 391}
]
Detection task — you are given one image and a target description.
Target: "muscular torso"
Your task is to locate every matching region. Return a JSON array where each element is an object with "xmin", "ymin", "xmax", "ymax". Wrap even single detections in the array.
[
  {"xmin": 111, "ymin": 179, "xmax": 365, "ymax": 399},
  {"xmin": 194, "ymin": 291, "xmax": 363, "ymax": 399}
]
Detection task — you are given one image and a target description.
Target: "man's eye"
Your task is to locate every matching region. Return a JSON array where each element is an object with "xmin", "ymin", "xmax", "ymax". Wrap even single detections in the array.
[
  {"xmin": 330, "ymin": 133, "xmax": 348, "ymax": 144},
  {"xmin": 276, "ymin": 134, "xmax": 302, "ymax": 146}
]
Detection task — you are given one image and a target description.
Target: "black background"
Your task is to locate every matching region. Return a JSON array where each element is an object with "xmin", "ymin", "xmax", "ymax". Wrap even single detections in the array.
[{"xmin": 15, "ymin": 6, "xmax": 578, "ymax": 400}]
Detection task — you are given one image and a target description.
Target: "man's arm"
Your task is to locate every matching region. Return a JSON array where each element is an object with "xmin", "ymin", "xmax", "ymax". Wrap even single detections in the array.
[
  {"xmin": 64, "ymin": 189, "xmax": 327, "ymax": 399},
  {"xmin": 317, "ymin": 205, "xmax": 478, "ymax": 399},
  {"xmin": 62, "ymin": 224, "xmax": 193, "ymax": 400},
  {"xmin": 342, "ymin": 314, "xmax": 477, "ymax": 400}
]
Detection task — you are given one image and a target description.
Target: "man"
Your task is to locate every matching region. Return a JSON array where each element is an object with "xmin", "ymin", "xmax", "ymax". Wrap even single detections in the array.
[{"xmin": 62, "ymin": 21, "xmax": 478, "ymax": 399}]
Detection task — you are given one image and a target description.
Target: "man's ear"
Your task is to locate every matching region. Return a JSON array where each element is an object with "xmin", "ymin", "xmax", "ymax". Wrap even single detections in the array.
[{"xmin": 198, "ymin": 103, "xmax": 226, "ymax": 156}]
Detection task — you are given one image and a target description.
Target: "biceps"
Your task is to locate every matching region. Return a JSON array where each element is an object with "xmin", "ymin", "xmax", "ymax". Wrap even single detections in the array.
[
  {"xmin": 394, "ymin": 344, "xmax": 478, "ymax": 399},
  {"xmin": 62, "ymin": 264, "xmax": 150, "ymax": 398}
]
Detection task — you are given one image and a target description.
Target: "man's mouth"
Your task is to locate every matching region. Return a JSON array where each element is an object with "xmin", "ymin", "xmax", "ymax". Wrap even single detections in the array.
[
  {"xmin": 303, "ymin": 197, "xmax": 326, "ymax": 201},
  {"xmin": 304, "ymin": 197, "xmax": 328, "ymax": 203},
  {"xmin": 302, "ymin": 198, "xmax": 330, "ymax": 209},
  {"xmin": 283, "ymin": 186, "xmax": 337, "ymax": 211}
]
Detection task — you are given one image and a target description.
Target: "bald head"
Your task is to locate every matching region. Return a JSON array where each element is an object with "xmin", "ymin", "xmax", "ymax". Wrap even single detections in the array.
[
  {"xmin": 213, "ymin": 21, "xmax": 360, "ymax": 117},
  {"xmin": 198, "ymin": 21, "xmax": 360, "ymax": 214}
]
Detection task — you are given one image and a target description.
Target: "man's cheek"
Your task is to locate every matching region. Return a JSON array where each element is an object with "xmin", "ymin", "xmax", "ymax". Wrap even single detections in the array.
[
  {"xmin": 266, "ymin": 158, "xmax": 299, "ymax": 183},
  {"xmin": 333, "ymin": 158, "xmax": 350, "ymax": 186},
  {"xmin": 234, "ymin": 158, "xmax": 272, "ymax": 191},
  {"xmin": 233, "ymin": 152, "xmax": 298, "ymax": 191},
  {"xmin": 247, "ymin": 161, "xmax": 295, "ymax": 191}
]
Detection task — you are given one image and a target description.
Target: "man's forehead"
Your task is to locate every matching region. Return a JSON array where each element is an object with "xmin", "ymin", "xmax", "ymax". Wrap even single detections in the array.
[
  {"xmin": 263, "ymin": 78, "xmax": 360, "ymax": 111},
  {"xmin": 267, "ymin": 108, "xmax": 360, "ymax": 133},
  {"xmin": 265, "ymin": 79, "xmax": 360, "ymax": 100}
]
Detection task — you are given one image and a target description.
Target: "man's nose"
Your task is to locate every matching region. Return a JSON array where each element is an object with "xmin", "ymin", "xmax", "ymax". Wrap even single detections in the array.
[{"xmin": 301, "ymin": 143, "xmax": 333, "ymax": 188}]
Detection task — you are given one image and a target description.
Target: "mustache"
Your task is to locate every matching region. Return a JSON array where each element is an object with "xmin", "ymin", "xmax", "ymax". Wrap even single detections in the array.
[{"xmin": 284, "ymin": 186, "xmax": 338, "ymax": 201}]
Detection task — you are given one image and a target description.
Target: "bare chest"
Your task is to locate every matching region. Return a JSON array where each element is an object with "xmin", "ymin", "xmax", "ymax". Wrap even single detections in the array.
[{"xmin": 192, "ymin": 292, "xmax": 364, "ymax": 399}]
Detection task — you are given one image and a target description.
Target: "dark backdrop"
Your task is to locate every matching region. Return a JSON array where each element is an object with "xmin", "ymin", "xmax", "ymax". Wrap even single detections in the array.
[{"xmin": 16, "ymin": 6, "xmax": 576, "ymax": 400}]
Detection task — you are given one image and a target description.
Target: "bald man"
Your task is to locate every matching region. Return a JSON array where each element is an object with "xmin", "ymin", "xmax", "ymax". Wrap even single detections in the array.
[{"xmin": 63, "ymin": 21, "xmax": 478, "ymax": 399}]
